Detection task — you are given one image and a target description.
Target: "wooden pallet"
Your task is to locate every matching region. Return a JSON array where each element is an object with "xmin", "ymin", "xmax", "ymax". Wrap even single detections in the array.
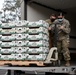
[{"xmin": 0, "ymin": 61, "xmax": 44, "ymax": 66}]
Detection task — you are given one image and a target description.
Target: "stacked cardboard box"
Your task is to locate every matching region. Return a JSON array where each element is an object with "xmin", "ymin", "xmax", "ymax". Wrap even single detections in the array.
[
  {"xmin": 0, "ymin": 21, "xmax": 29, "ymax": 60},
  {"xmin": 26, "ymin": 20, "xmax": 49, "ymax": 60},
  {"xmin": 0, "ymin": 20, "xmax": 49, "ymax": 61},
  {"xmin": 27, "ymin": 33, "xmax": 49, "ymax": 41},
  {"xmin": 27, "ymin": 47, "xmax": 49, "ymax": 54}
]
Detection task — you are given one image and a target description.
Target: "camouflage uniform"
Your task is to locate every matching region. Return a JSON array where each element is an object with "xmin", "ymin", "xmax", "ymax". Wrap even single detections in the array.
[
  {"xmin": 46, "ymin": 19, "xmax": 54, "ymax": 48},
  {"xmin": 46, "ymin": 19, "xmax": 52, "ymax": 25},
  {"xmin": 51, "ymin": 18, "xmax": 71, "ymax": 61}
]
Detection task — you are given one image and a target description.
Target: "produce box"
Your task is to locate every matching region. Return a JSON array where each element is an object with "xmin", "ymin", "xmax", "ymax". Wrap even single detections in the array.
[
  {"xmin": 0, "ymin": 47, "xmax": 14, "ymax": 54},
  {"xmin": 27, "ymin": 54, "xmax": 47, "ymax": 60},
  {"xmin": 27, "ymin": 47, "xmax": 49, "ymax": 54},
  {"xmin": 0, "ymin": 22, "xmax": 16, "ymax": 28},
  {"xmin": 15, "ymin": 20, "xmax": 29, "ymax": 27},
  {"xmin": 13, "ymin": 47, "xmax": 28, "ymax": 53},
  {"xmin": 15, "ymin": 27, "xmax": 28, "ymax": 33},
  {"xmin": 15, "ymin": 54, "xmax": 28, "ymax": 60},
  {"xmin": 27, "ymin": 40, "xmax": 49, "ymax": 47},
  {"xmin": 1, "ymin": 34, "xmax": 15, "ymax": 41},
  {"xmin": 0, "ymin": 54, "xmax": 15, "ymax": 60},
  {"xmin": 27, "ymin": 33, "xmax": 49, "ymax": 41},
  {"xmin": 28, "ymin": 20, "xmax": 49, "ymax": 28},
  {"xmin": 14, "ymin": 41, "xmax": 28, "ymax": 47},
  {"xmin": 1, "ymin": 28, "xmax": 15, "ymax": 34},
  {"xmin": 1, "ymin": 41, "xmax": 15, "ymax": 47},
  {"xmin": 27, "ymin": 27, "xmax": 49, "ymax": 35},
  {"xmin": 14, "ymin": 34, "xmax": 28, "ymax": 40}
]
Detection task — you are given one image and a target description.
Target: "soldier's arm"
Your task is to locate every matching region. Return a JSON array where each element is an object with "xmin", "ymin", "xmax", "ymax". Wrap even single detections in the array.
[
  {"xmin": 45, "ymin": 19, "xmax": 51, "ymax": 25},
  {"xmin": 49, "ymin": 23, "xmax": 55, "ymax": 31},
  {"xmin": 49, "ymin": 20, "xmax": 57, "ymax": 30},
  {"xmin": 62, "ymin": 21, "xmax": 71, "ymax": 34}
]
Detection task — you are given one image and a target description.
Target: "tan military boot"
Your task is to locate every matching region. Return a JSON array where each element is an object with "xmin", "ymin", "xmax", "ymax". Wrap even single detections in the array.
[{"xmin": 65, "ymin": 61, "xmax": 70, "ymax": 66}]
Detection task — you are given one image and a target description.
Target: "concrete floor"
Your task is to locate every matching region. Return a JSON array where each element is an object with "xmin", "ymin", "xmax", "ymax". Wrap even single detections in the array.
[
  {"xmin": 0, "ymin": 70, "xmax": 71, "ymax": 75},
  {"xmin": 0, "ymin": 70, "xmax": 45, "ymax": 75}
]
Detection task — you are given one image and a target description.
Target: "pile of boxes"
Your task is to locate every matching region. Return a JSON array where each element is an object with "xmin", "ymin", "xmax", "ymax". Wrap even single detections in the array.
[{"xmin": 0, "ymin": 20, "xmax": 49, "ymax": 61}]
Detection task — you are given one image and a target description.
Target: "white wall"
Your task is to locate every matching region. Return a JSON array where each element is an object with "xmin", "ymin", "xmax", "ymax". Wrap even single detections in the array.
[{"xmin": 27, "ymin": 3, "xmax": 58, "ymax": 21}]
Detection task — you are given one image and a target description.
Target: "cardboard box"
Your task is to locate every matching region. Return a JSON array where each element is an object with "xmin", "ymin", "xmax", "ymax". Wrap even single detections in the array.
[
  {"xmin": 1, "ymin": 41, "xmax": 15, "ymax": 47},
  {"xmin": 15, "ymin": 20, "xmax": 29, "ymax": 27},
  {"xmin": 1, "ymin": 41, "xmax": 29, "ymax": 47},
  {"xmin": 15, "ymin": 54, "xmax": 28, "ymax": 60},
  {"xmin": 14, "ymin": 41, "xmax": 28, "ymax": 47},
  {"xmin": 27, "ymin": 33, "xmax": 49, "ymax": 41},
  {"xmin": 27, "ymin": 54, "xmax": 47, "ymax": 60},
  {"xmin": 27, "ymin": 47, "xmax": 49, "ymax": 54},
  {"xmin": 38, "ymin": 20, "xmax": 49, "ymax": 28},
  {"xmin": 14, "ymin": 34, "xmax": 28, "ymax": 40},
  {"xmin": 28, "ymin": 20, "xmax": 49, "ymax": 28},
  {"xmin": 0, "ymin": 48, "xmax": 14, "ymax": 54},
  {"xmin": 0, "ymin": 54, "xmax": 15, "ymax": 60},
  {"xmin": 28, "ymin": 27, "xmax": 49, "ymax": 35},
  {"xmin": 1, "ymin": 22, "xmax": 15, "ymax": 28},
  {"xmin": 13, "ymin": 47, "xmax": 28, "ymax": 53},
  {"xmin": 0, "ymin": 53, "xmax": 28, "ymax": 60},
  {"xmin": 1, "ymin": 34, "xmax": 28, "ymax": 41},
  {"xmin": 28, "ymin": 22, "xmax": 40, "ymax": 27},
  {"xmin": 1, "ymin": 28, "xmax": 15, "ymax": 34},
  {"xmin": 1, "ymin": 35, "xmax": 15, "ymax": 41},
  {"xmin": 27, "ymin": 40, "xmax": 49, "ymax": 47},
  {"xmin": 15, "ymin": 27, "xmax": 28, "ymax": 33}
]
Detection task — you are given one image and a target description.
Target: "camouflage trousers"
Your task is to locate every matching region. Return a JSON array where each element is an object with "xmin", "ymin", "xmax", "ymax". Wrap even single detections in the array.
[{"xmin": 57, "ymin": 39, "xmax": 71, "ymax": 61}]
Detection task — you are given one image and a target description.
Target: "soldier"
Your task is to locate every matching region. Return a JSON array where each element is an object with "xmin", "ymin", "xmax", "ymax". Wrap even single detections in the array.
[
  {"xmin": 44, "ymin": 14, "xmax": 57, "ymax": 65},
  {"xmin": 46, "ymin": 14, "xmax": 56, "ymax": 48},
  {"xmin": 57, "ymin": 13, "xmax": 71, "ymax": 66},
  {"xmin": 46, "ymin": 13, "xmax": 71, "ymax": 66},
  {"xmin": 46, "ymin": 14, "xmax": 56, "ymax": 25}
]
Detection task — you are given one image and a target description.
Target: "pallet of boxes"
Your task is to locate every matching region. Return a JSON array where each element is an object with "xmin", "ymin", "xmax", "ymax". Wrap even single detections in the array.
[{"xmin": 0, "ymin": 20, "xmax": 49, "ymax": 66}]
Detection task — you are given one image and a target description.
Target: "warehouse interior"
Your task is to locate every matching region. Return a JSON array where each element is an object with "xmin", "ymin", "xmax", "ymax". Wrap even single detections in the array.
[{"xmin": 21, "ymin": 0, "xmax": 76, "ymax": 61}]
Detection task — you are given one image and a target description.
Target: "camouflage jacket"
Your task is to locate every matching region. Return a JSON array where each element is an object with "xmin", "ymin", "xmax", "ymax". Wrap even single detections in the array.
[
  {"xmin": 46, "ymin": 19, "xmax": 53, "ymax": 26},
  {"xmin": 50, "ymin": 18, "xmax": 71, "ymax": 41}
]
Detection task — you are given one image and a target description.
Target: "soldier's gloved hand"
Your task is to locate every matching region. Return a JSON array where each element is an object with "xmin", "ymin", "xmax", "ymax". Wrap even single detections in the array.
[
  {"xmin": 59, "ymin": 26, "xmax": 64, "ymax": 30},
  {"xmin": 48, "ymin": 27, "xmax": 51, "ymax": 30}
]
